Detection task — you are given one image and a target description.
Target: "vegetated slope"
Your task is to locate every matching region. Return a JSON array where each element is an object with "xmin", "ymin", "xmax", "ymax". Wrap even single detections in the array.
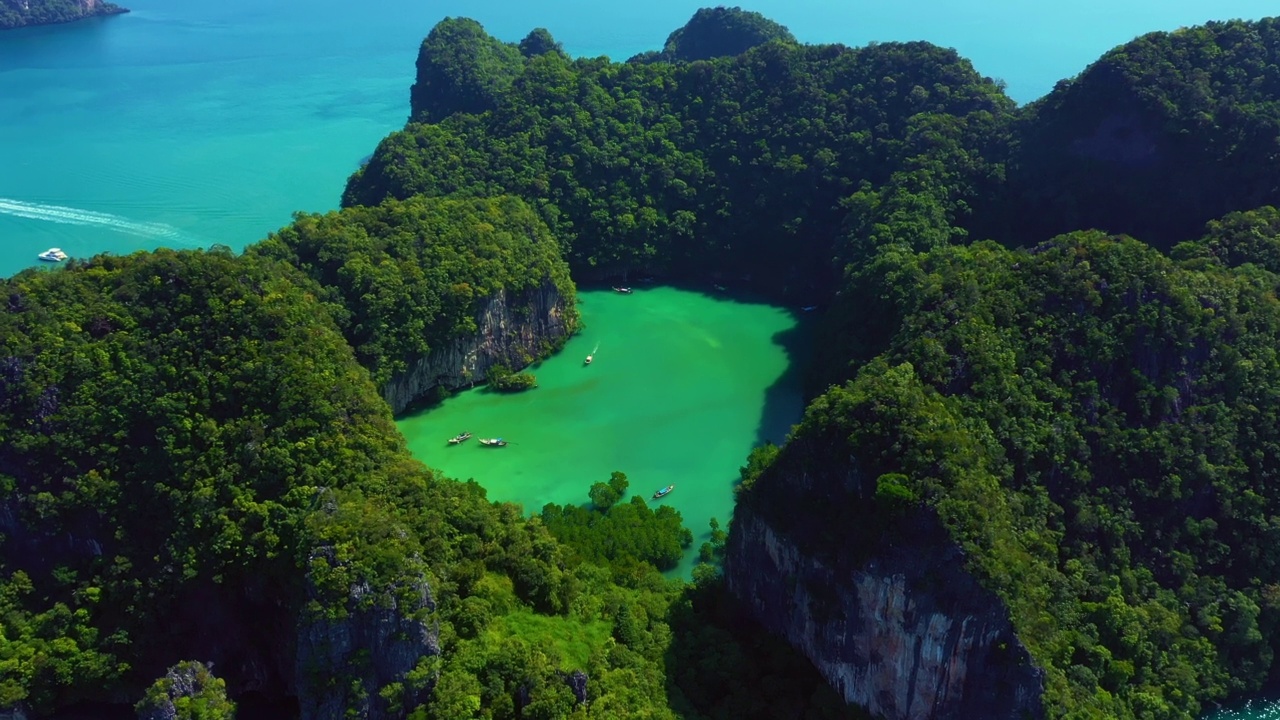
[
  {"xmin": 409, "ymin": 17, "xmax": 527, "ymax": 124},
  {"xmin": 1009, "ymin": 18, "xmax": 1280, "ymax": 250},
  {"xmin": 250, "ymin": 195, "xmax": 579, "ymax": 388},
  {"xmin": 0, "ymin": 249, "xmax": 606, "ymax": 716},
  {"xmin": 0, "ymin": 252, "xmax": 854, "ymax": 718},
  {"xmin": 628, "ymin": 6, "xmax": 796, "ymax": 64},
  {"xmin": 0, "ymin": 0, "xmax": 126, "ymax": 30},
  {"xmin": 340, "ymin": 15, "xmax": 1280, "ymax": 715},
  {"xmin": 345, "ymin": 17, "xmax": 1013, "ymax": 300},
  {"xmin": 409, "ymin": 8, "xmax": 793, "ymax": 125},
  {"xmin": 742, "ymin": 225, "xmax": 1280, "ymax": 719}
]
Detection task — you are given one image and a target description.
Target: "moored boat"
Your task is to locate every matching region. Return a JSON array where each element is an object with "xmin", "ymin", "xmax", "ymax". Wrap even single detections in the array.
[
  {"xmin": 612, "ymin": 286, "xmax": 633, "ymax": 294},
  {"xmin": 652, "ymin": 484, "xmax": 675, "ymax": 499},
  {"xmin": 37, "ymin": 248, "xmax": 68, "ymax": 262},
  {"xmin": 479, "ymin": 438, "xmax": 508, "ymax": 447},
  {"xmin": 448, "ymin": 432, "xmax": 472, "ymax": 445}
]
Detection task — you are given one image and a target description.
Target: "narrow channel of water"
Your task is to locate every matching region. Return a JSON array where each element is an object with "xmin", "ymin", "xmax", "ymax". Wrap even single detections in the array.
[{"xmin": 395, "ymin": 286, "xmax": 811, "ymax": 577}]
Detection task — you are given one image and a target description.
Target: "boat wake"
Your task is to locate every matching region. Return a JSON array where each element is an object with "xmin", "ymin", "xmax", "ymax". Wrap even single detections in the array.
[{"xmin": 0, "ymin": 198, "xmax": 191, "ymax": 241}]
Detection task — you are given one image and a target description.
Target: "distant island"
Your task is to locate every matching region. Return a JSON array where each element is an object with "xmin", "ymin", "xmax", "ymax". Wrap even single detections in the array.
[{"xmin": 0, "ymin": 0, "xmax": 128, "ymax": 30}]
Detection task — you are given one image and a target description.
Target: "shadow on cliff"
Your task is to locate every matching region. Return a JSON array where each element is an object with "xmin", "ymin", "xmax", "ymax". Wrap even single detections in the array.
[
  {"xmin": 660, "ymin": 577, "xmax": 873, "ymax": 720},
  {"xmin": 753, "ymin": 316, "xmax": 815, "ymax": 451}
]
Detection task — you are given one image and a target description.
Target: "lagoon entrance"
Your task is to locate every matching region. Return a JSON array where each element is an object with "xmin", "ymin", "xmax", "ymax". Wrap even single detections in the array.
[{"xmin": 396, "ymin": 286, "xmax": 809, "ymax": 577}]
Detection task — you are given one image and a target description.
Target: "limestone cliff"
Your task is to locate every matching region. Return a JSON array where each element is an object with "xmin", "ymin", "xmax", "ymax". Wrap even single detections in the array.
[
  {"xmin": 382, "ymin": 279, "xmax": 573, "ymax": 415},
  {"xmin": 727, "ymin": 475, "xmax": 1045, "ymax": 720},
  {"xmin": 0, "ymin": 0, "xmax": 128, "ymax": 30},
  {"xmin": 295, "ymin": 548, "xmax": 440, "ymax": 720}
]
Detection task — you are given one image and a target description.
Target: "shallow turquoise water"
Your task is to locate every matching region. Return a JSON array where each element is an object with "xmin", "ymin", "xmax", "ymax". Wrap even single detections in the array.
[{"xmin": 396, "ymin": 287, "xmax": 809, "ymax": 578}]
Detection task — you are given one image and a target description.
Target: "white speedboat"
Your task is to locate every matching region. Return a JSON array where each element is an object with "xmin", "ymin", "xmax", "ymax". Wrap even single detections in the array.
[{"xmin": 37, "ymin": 248, "xmax": 68, "ymax": 262}]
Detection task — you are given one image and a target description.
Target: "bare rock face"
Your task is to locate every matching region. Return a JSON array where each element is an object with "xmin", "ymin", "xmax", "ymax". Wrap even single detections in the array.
[
  {"xmin": 382, "ymin": 280, "xmax": 573, "ymax": 415},
  {"xmin": 727, "ymin": 505, "xmax": 1044, "ymax": 720},
  {"xmin": 295, "ymin": 549, "xmax": 440, "ymax": 720},
  {"xmin": 136, "ymin": 661, "xmax": 234, "ymax": 720}
]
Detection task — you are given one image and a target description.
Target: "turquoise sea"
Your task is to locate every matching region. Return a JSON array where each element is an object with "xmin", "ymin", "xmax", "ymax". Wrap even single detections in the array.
[{"xmin": 5, "ymin": 1, "xmax": 1280, "ymax": 717}]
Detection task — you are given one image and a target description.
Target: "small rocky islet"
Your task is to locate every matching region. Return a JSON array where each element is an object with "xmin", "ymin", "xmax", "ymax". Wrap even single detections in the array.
[{"xmin": 0, "ymin": 0, "xmax": 128, "ymax": 31}]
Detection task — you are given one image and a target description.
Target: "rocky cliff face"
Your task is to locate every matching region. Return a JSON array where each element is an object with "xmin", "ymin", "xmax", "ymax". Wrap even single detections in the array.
[
  {"xmin": 727, "ymin": 505, "xmax": 1044, "ymax": 720},
  {"xmin": 382, "ymin": 280, "xmax": 573, "ymax": 415},
  {"xmin": 295, "ymin": 549, "xmax": 440, "ymax": 720}
]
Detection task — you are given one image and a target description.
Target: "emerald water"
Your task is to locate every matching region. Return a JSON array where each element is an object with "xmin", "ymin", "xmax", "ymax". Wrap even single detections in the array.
[{"xmin": 395, "ymin": 286, "xmax": 809, "ymax": 577}]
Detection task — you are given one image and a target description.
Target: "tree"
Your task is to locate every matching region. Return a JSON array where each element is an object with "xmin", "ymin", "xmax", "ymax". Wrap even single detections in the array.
[
  {"xmin": 135, "ymin": 662, "xmax": 235, "ymax": 720},
  {"xmin": 589, "ymin": 471, "xmax": 629, "ymax": 510}
]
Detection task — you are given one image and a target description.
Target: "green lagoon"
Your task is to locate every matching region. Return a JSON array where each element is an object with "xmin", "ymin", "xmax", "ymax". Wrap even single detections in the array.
[{"xmin": 396, "ymin": 286, "xmax": 809, "ymax": 577}]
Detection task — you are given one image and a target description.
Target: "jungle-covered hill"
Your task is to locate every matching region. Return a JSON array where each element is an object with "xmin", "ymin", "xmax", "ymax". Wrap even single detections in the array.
[
  {"xmin": 347, "ymin": 17, "xmax": 1014, "ymax": 301},
  {"xmin": 1007, "ymin": 18, "xmax": 1280, "ymax": 251},
  {"xmin": 249, "ymin": 195, "xmax": 579, "ymax": 388},
  {"xmin": 341, "ymin": 9, "xmax": 1280, "ymax": 719},
  {"xmin": 745, "ymin": 219, "xmax": 1280, "ymax": 719}
]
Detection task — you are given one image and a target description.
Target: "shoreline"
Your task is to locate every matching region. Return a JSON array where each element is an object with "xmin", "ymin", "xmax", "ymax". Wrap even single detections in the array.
[{"xmin": 0, "ymin": 2, "xmax": 130, "ymax": 32}]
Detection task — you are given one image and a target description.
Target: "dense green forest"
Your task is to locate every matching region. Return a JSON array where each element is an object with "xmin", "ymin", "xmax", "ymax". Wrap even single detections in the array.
[
  {"xmin": 249, "ymin": 195, "xmax": 579, "ymax": 388},
  {"xmin": 347, "ymin": 18, "xmax": 1013, "ymax": 300},
  {"xmin": 0, "ymin": 0, "xmax": 126, "ymax": 30},
  {"xmin": 743, "ymin": 224, "xmax": 1280, "ymax": 718},
  {"xmin": 8, "ymin": 5, "xmax": 1280, "ymax": 720},
  {"xmin": 628, "ymin": 6, "xmax": 795, "ymax": 64},
  {"xmin": 1008, "ymin": 18, "xmax": 1280, "ymax": 250},
  {"xmin": 342, "ymin": 9, "xmax": 1280, "ymax": 719},
  {"xmin": 0, "ymin": 248, "xmax": 845, "ymax": 719}
]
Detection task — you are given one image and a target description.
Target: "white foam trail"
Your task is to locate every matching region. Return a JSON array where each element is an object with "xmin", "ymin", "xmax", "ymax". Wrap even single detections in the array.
[
  {"xmin": 592, "ymin": 343, "xmax": 600, "ymax": 355},
  {"xmin": 0, "ymin": 198, "xmax": 190, "ymax": 241}
]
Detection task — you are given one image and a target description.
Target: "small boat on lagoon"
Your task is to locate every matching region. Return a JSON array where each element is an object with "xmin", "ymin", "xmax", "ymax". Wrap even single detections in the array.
[
  {"xmin": 584, "ymin": 342, "xmax": 599, "ymax": 366},
  {"xmin": 479, "ymin": 438, "xmax": 509, "ymax": 448},
  {"xmin": 652, "ymin": 484, "xmax": 675, "ymax": 500},
  {"xmin": 448, "ymin": 432, "xmax": 472, "ymax": 445},
  {"xmin": 613, "ymin": 286, "xmax": 633, "ymax": 294},
  {"xmin": 38, "ymin": 248, "xmax": 68, "ymax": 263}
]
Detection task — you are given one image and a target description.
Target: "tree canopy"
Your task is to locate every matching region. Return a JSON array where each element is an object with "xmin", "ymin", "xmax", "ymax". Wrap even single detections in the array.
[{"xmin": 250, "ymin": 195, "xmax": 578, "ymax": 388}]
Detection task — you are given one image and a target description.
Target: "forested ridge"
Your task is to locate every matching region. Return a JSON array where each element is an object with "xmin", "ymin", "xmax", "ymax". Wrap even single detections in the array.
[
  {"xmin": 0, "ymin": 0, "xmax": 126, "ymax": 30},
  {"xmin": 347, "ymin": 14, "xmax": 1013, "ymax": 300},
  {"xmin": 250, "ymin": 195, "xmax": 579, "ymax": 388},
  {"xmin": 7, "ymin": 6, "xmax": 1280, "ymax": 720}
]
